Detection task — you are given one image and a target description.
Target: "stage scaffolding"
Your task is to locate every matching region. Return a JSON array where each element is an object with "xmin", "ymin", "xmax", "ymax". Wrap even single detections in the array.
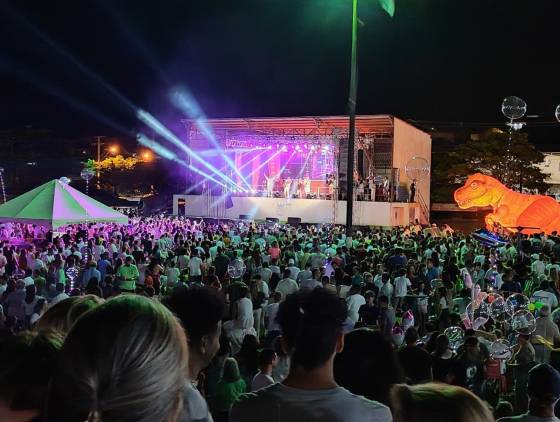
[{"xmin": 180, "ymin": 115, "xmax": 431, "ymax": 225}]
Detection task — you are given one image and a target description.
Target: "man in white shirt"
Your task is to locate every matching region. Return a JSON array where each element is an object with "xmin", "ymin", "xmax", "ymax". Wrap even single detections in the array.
[
  {"xmin": 50, "ymin": 283, "xmax": 69, "ymax": 306},
  {"xmin": 260, "ymin": 262, "xmax": 273, "ymax": 283},
  {"xmin": 297, "ymin": 262, "xmax": 312, "ymax": 285},
  {"xmin": 287, "ymin": 259, "xmax": 300, "ymax": 281},
  {"xmin": 231, "ymin": 288, "xmax": 392, "ymax": 422},
  {"xmin": 300, "ymin": 268, "xmax": 322, "ymax": 290},
  {"xmin": 393, "ymin": 268, "xmax": 411, "ymax": 310},
  {"xmin": 532, "ymin": 281, "xmax": 559, "ymax": 310},
  {"xmin": 276, "ymin": 269, "xmax": 298, "ymax": 300},
  {"xmin": 379, "ymin": 273, "xmax": 393, "ymax": 300},
  {"xmin": 251, "ymin": 348, "xmax": 278, "ymax": 391},
  {"xmin": 346, "ymin": 285, "xmax": 366, "ymax": 323},
  {"xmin": 188, "ymin": 250, "xmax": 204, "ymax": 282}
]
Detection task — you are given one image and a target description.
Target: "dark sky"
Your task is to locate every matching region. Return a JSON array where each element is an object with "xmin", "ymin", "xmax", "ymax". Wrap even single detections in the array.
[{"xmin": 0, "ymin": 0, "xmax": 559, "ymax": 148}]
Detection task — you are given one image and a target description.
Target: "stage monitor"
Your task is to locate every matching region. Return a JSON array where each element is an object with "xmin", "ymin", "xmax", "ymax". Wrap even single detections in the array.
[
  {"xmin": 266, "ymin": 217, "xmax": 279, "ymax": 223},
  {"xmin": 239, "ymin": 214, "xmax": 251, "ymax": 220},
  {"xmin": 287, "ymin": 217, "xmax": 301, "ymax": 227}
]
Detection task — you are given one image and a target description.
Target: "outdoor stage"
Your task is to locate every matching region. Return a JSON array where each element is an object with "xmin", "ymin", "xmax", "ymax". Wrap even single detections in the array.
[{"xmin": 173, "ymin": 194, "xmax": 422, "ymax": 226}]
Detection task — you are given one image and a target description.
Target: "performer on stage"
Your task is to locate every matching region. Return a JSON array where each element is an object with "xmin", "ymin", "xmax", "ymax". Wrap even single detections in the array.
[
  {"xmin": 297, "ymin": 178, "xmax": 305, "ymax": 199},
  {"xmin": 264, "ymin": 173, "xmax": 275, "ymax": 197},
  {"xmin": 284, "ymin": 177, "xmax": 292, "ymax": 198},
  {"xmin": 409, "ymin": 179, "xmax": 417, "ymax": 203},
  {"xmin": 383, "ymin": 177, "xmax": 390, "ymax": 202},
  {"xmin": 304, "ymin": 176, "xmax": 311, "ymax": 198}
]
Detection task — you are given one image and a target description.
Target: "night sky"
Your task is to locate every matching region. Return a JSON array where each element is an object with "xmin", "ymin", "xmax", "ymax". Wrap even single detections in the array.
[{"xmin": 1, "ymin": 0, "xmax": 559, "ymax": 148}]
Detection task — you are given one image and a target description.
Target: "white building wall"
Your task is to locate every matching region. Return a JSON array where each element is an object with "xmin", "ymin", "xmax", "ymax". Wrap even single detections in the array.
[{"xmin": 392, "ymin": 118, "xmax": 432, "ymax": 223}]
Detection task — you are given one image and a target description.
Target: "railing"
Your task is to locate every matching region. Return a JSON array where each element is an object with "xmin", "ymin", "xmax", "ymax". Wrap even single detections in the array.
[{"xmin": 417, "ymin": 191, "xmax": 430, "ymax": 224}]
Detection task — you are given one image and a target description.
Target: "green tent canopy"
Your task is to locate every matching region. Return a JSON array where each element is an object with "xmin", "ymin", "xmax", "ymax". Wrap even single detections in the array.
[{"xmin": 0, "ymin": 179, "xmax": 129, "ymax": 229}]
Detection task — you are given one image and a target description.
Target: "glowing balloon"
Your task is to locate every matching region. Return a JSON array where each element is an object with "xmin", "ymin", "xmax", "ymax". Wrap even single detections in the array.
[
  {"xmin": 490, "ymin": 339, "xmax": 512, "ymax": 360},
  {"xmin": 59, "ymin": 177, "xmax": 71, "ymax": 184},
  {"xmin": 80, "ymin": 168, "xmax": 95, "ymax": 181},
  {"xmin": 506, "ymin": 293, "xmax": 530, "ymax": 313},
  {"xmin": 444, "ymin": 326, "xmax": 464, "ymax": 351},
  {"xmin": 528, "ymin": 303, "xmax": 536, "ymax": 312},
  {"xmin": 402, "ymin": 310, "xmax": 414, "ymax": 333},
  {"xmin": 555, "ymin": 104, "xmax": 560, "ymax": 123},
  {"xmin": 405, "ymin": 157, "xmax": 430, "ymax": 182},
  {"xmin": 490, "ymin": 295, "xmax": 514, "ymax": 322},
  {"xmin": 502, "ymin": 96, "xmax": 527, "ymax": 120},
  {"xmin": 227, "ymin": 258, "xmax": 246, "ymax": 279},
  {"xmin": 466, "ymin": 300, "xmax": 490, "ymax": 328},
  {"xmin": 512, "ymin": 309, "xmax": 537, "ymax": 335},
  {"xmin": 392, "ymin": 326, "xmax": 404, "ymax": 347},
  {"xmin": 66, "ymin": 266, "xmax": 80, "ymax": 281}
]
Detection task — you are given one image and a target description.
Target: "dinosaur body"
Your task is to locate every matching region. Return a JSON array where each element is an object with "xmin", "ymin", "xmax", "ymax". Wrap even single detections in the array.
[{"xmin": 454, "ymin": 173, "xmax": 560, "ymax": 234}]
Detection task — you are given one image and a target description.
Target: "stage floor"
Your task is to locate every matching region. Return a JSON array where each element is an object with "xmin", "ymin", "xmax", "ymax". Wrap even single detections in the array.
[{"xmin": 174, "ymin": 195, "xmax": 423, "ymax": 226}]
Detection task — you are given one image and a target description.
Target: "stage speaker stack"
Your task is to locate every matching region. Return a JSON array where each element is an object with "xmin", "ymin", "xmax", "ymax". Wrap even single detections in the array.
[
  {"xmin": 266, "ymin": 217, "xmax": 279, "ymax": 223},
  {"xmin": 287, "ymin": 217, "xmax": 301, "ymax": 227}
]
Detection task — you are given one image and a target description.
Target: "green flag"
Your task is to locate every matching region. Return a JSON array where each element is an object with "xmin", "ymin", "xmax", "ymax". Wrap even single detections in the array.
[{"xmin": 378, "ymin": 0, "xmax": 395, "ymax": 17}]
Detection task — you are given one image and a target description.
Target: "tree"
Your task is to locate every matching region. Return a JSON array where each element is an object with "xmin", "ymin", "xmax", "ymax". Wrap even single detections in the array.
[{"xmin": 431, "ymin": 129, "xmax": 549, "ymax": 202}]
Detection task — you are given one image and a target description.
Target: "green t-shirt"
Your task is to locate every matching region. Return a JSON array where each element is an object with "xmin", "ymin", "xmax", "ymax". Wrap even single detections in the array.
[
  {"xmin": 214, "ymin": 379, "xmax": 246, "ymax": 412},
  {"xmin": 117, "ymin": 264, "xmax": 139, "ymax": 291}
]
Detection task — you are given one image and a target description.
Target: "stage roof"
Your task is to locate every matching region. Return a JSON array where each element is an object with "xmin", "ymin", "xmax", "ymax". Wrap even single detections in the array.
[{"xmin": 183, "ymin": 115, "xmax": 402, "ymax": 136}]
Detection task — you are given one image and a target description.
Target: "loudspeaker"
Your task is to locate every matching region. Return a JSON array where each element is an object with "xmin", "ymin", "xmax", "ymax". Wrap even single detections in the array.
[
  {"xmin": 287, "ymin": 217, "xmax": 301, "ymax": 227},
  {"xmin": 266, "ymin": 217, "xmax": 279, "ymax": 223},
  {"xmin": 239, "ymin": 214, "xmax": 251, "ymax": 220}
]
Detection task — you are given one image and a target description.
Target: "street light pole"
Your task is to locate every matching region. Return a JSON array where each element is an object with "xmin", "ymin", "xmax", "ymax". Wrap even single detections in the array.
[
  {"xmin": 95, "ymin": 135, "xmax": 105, "ymax": 189},
  {"xmin": 346, "ymin": 0, "xmax": 359, "ymax": 235}
]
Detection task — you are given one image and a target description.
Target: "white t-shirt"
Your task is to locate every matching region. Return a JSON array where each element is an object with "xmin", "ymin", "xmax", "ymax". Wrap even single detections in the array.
[
  {"xmin": 394, "ymin": 276, "xmax": 411, "ymax": 298},
  {"xmin": 251, "ymin": 372, "xmax": 275, "ymax": 391},
  {"xmin": 532, "ymin": 290, "xmax": 559, "ymax": 309},
  {"xmin": 380, "ymin": 282, "xmax": 393, "ymax": 299},
  {"xmin": 188, "ymin": 256, "xmax": 203, "ymax": 276},
  {"xmin": 230, "ymin": 383, "xmax": 392, "ymax": 422},
  {"xmin": 235, "ymin": 297, "xmax": 254, "ymax": 329},
  {"xmin": 276, "ymin": 278, "xmax": 299, "ymax": 300},
  {"xmin": 346, "ymin": 294, "xmax": 366, "ymax": 323},
  {"xmin": 266, "ymin": 302, "xmax": 281, "ymax": 332}
]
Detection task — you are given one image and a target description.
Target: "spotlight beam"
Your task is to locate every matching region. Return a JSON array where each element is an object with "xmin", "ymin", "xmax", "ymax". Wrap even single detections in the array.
[
  {"xmin": 137, "ymin": 133, "xmax": 228, "ymax": 189},
  {"xmin": 170, "ymin": 88, "xmax": 252, "ymax": 189},
  {"xmin": 137, "ymin": 110, "xmax": 244, "ymax": 191},
  {"xmin": 244, "ymin": 150, "xmax": 283, "ymax": 182}
]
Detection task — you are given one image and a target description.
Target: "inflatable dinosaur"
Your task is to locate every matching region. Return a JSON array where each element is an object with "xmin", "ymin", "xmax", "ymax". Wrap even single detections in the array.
[{"xmin": 454, "ymin": 173, "xmax": 560, "ymax": 234}]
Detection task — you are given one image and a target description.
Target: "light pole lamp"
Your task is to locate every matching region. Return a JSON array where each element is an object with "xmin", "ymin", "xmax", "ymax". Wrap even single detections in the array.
[
  {"xmin": 345, "ymin": 0, "xmax": 394, "ymax": 235},
  {"xmin": 346, "ymin": 0, "xmax": 359, "ymax": 235}
]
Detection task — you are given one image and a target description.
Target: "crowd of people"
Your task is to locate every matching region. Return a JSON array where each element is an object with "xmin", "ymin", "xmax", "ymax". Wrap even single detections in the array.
[{"xmin": 2, "ymin": 215, "xmax": 560, "ymax": 421}]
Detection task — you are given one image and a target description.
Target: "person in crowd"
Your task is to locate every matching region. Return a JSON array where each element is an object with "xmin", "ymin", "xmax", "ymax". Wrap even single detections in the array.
[
  {"xmin": 214, "ymin": 358, "xmax": 247, "ymax": 422},
  {"xmin": 231, "ymin": 288, "xmax": 392, "ymax": 422},
  {"xmin": 346, "ymin": 284, "xmax": 366, "ymax": 323},
  {"xmin": 498, "ymin": 364, "xmax": 560, "ymax": 422},
  {"xmin": 163, "ymin": 286, "xmax": 226, "ymax": 422},
  {"xmin": 276, "ymin": 268, "xmax": 299, "ymax": 298},
  {"xmin": 0, "ymin": 331, "xmax": 62, "ymax": 421},
  {"xmin": 251, "ymin": 348, "xmax": 278, "ymax": 391},
  {"xmin": 358, "ymin": 290, "xmax": 379, "ymax": 326},
  {"xmin": 45, "ymin": 295, "xmax": 188, "ymax": 422},
  {"xmin": 391, "ymin": 382, "xmax": 494, "ymax": 422},
  {"xmin": 533, "ymin": 305, "xmax": 560, "ymax": 364},
  {"xmin": 334, "ymin": 328, "xmax": 404, "ymax": 406},
  {"xmin": 378, "ymin": 295, "xmax": 396, "ymax": 340},
  {"xmin": 398, "ymin": 327, "xmax": 433, "ymax": 385}
]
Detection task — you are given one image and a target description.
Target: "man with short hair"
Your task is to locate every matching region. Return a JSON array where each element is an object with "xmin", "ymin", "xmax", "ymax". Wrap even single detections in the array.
[
  {"xmin": 251, "ymin": 348, "xmax": 278, "ymax": 391},
  {"xmin": 164, "ymin": 286, "xmax": 226, "ymax": 422},
  {"xmin": 498, "ymin": 364, "xmax": 560, "ymax": 421},
  {"xmin": 398, "ymin": 327, "xmax": 432, "ymax": 385},
  {"xmin": 231, "ymin": 288, "xmax": 392, "ymax": 422},
  {"xmin": 116, "ymin": 256, "xmax": 139, "ymax": 292},
  {"xmin": 275, "ymin": 269, "xmax": 298, "ymax": 300}
]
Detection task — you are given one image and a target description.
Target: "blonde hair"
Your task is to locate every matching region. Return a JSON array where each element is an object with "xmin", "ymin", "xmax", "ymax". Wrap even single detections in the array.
[{"xmin": 391, "ymin": 383, "xmax": 494, "ymax": 422}]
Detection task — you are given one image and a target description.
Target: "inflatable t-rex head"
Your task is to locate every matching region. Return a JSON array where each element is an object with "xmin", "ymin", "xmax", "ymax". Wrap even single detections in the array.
[{"xmin": 454, "ymin": 173, "xmax": 505, "ymax": 209}]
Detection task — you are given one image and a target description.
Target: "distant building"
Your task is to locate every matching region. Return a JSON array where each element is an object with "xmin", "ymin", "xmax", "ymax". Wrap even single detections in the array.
[{"xmin": 537, "ymin": 152, "xmax": 560, "ymax": 198}]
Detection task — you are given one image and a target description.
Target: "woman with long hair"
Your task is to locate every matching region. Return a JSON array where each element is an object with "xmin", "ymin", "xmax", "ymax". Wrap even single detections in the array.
[{"xmin": 46, "ymin": 295, "xmax": 187, "ymax": 422}]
